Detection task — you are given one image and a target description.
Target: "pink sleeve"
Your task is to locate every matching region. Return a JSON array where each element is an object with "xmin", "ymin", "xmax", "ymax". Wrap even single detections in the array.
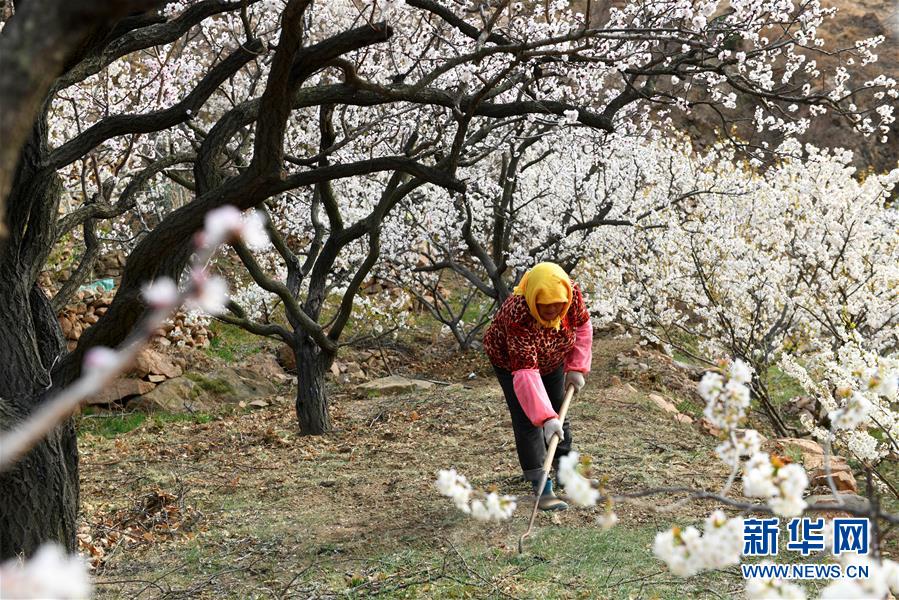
[
  {"xmin": 512, "ymin": 369, "xmax": 559, "ymax": 427},
  {"xmin": 564, "ymin": 319, "xmax": 593, "ymax": 373}
]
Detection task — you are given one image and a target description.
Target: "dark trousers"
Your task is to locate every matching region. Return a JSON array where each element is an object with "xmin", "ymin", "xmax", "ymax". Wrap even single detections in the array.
[{"xmin": 492, "ymin": 363, "xmax": 572, "ymax": 484}]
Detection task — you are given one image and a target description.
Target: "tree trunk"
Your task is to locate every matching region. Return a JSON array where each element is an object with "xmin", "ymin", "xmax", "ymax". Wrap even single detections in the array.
[
  {"xmin": 0, "ymin": 420, "xmax": 79, "ymax": 560},
  {"xmin": 294, "ymin": 336, "xmax": 332, "ymax": 435},
  {"xmin": 0, "ymin": 109, "xmax": 78, "ymax": 557},
  {"xmin": 0, "ymin": 285, "xmax": 78, "ymax": 559}
]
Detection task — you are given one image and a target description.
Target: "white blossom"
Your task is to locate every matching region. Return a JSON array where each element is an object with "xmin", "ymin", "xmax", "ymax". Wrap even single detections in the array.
[
  {"xmin": 596, "ymin": 512, "xmax": 619, "ymax": 530},
  {"xmin": 435, "ymin": 468, "xmax": 472, "ymax": 513},
  {"xmin": 82, "ymin": 346, "xmax": 119, "ymax": 376},
  {"xmin": 470, "ymin": 492, "xmax": 517, "ymax": 522},
  {"xmin": 141, "ymin": 277, "xmax": 179, "ymax": 308},
  {"xmin": 190, "ymin": 274, "xmax": 229, "ymax": 316},
  {"xmin": 743, "ymin": 453, "xmax": 808, "ymax": 517},
  {"xmin": 557, "ymin": 452, "xmax": 600, "ymax": 507},
  {"xmin": 744, "ymin": 562, "xmax": 808, "ymax": 599},
  {"xmin": 0, "ymin": 543, "xmax": 92, "ymax": 599},
  {"xmin": 653, "ymin": 511, "xmax": 743, "ymax": 576}
]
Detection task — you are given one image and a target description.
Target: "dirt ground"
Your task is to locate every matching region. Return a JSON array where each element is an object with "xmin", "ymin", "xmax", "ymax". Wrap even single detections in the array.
[{"xmin": 75, "ymin": 335, "xmax": 895, "ymax": 599}]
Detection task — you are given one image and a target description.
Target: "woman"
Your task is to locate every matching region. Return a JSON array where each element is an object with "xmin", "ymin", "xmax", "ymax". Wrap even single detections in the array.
[{"xmin": 483, "ymin": 262, "xmax": 593, "ymax": 511}]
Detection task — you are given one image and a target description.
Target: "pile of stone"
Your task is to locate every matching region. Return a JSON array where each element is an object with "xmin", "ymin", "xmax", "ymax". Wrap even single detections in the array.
[
  {"xmin": 58, "ymin": 290, "xmax": 212, "ymax": 351},
  {"xmin": 153, "ymin": 310, "xmax": 211, "ymax": 349},
  {"xmin": 764, "ymin": 438, "xmax": 859, "ymax": 494},
  {"xmin": 615, "ymin": 345, "xmax": 705, "ymax": 394},
  {"xmin": 85, "ymin": 347, "xmax": 184, "ymax": 407},
  {"xmin": 58, "ymin": 292, "xmax": 111, "ymax": 351},
  {"xmin": 85, "ymin": 350, "xmax": 288, "ymax": 413},
  {"xmin": 96, "ymin": 250, "xmax": 127, "ymax": 279},
  {"xmin": 647, "ymin": 392, "xmax": 696, "ymax": 425},
  {"xmin": 277, "ymin": 345, "xmax": 404, "ymax": 384}
]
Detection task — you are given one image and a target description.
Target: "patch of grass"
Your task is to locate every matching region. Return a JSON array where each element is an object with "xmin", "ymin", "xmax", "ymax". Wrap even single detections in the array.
[
  {"xmin": 781, "ymin": 445, "xmax": 804, "ymax": 464},
  {"xmin": 77, "ymin": 410, "xmax": 214, "ymax": 438},
  {"xmin": 860, "ymin": 459, "xmax": 899, "ymax": 516},
  {"xmin": 306, "ymin": 524, "xmax": 742, "ymax": 599},
  {"xmin": 671, "ymin": 349, "xmax": 703, "ymax": 367},
  {"xmin": 154, "ymin": 412, "xmax": 214, "ymax": 425},
  {"xmin": 664, "ymin": 328, "xmax": 704, "ymax": 362},
  {"xmin": 765, "ymin": 364, "xmax": 804, "ymax": 408},
  {"xmin": 676, "ymin": 397, "xmax": 704, "ymax": 418},
  {"xmin": 521, "ymin": 525, "xmax": 733, "ymax": 599},
  {"xmin": 89, "ymin": 354, "xmax": 878, "ymax": 600},
  {"xmin": 77, "ymin": 412, "xmax": 146, "ymax": 438},
  {"xmin": 182, "ymin": 542, "xmax": 204, "ymax": 567},
  {"xmin": 185, "ymin": 372, "xmax": 234, "ymax": 396},
  {"xmin": 206, "ymin": 321, "xmax": 266, "ymax": 361}
]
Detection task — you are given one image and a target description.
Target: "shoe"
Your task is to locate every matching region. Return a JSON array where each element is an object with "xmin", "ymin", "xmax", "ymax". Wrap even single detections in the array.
[{"xmin": 533, "ymin": 478, "xmax": 568, "ymax": 511}]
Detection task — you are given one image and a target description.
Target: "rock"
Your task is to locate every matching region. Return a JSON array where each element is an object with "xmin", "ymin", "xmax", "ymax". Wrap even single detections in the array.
[
  {"xmin": 240, "ymin": 352, "xmax": 291, "ymax": 383},
  {"xmin": 609, "ymin": 375, "xmax": 622, "ymax": 386},
  {"xmin": 764, "ymin": 437, "xmax": 824, "ymax": 464},
  {"xmin": 811, "ymin": 469, "xmax": 858, "ymax": 494},
  {"xmin": 329, "ymin": 362, "xmax": 340, "ymax": 377},
  {"xmin": 59, "ymin": 315, "xmax": 75, "ymax": 339},
  {"xmin": 195, "ymin": 367, "xmax": 279, "ymax": 403},
  {"xmin": 87, "ymin": 378, "xmax": 156, "ymax": 406},
  {"xmin": 616, "ymin": 354, "xmax": 636, "ymax": 367},
  {"xmin": 130, "ymin": 348, "xmax": 183, "ymax": 379},
  {"xmin": 805, "ymin": 493, "xmax": 869, "ymax": 519},
  {"xmin": 599, "ymin": 322, "xmax": 627, "ymax": 335},
  {"xmin": 699, "ymin": 417, "xmax": 723, "ymax": 436},
  {"xmin": 345, "ymin": 362, "xmax": 367, "ymax": 381},
  {"xmin": 810, "ymin": 459, "xmax": 858, "ymax": 493},
  {"xmin": 147, "ymin": 374, "xmax": 167, "ymax": 383},
  {"xmin": 806, "ymin": 454, "xmax": 849, "ymax": 472},
  {"xmin": 277, "ymin": 345, "xmax": 296, "ymax": 373},
  {"xmin": 357, "ymin": 375, "xmax": 435, "ymax": 396},
  {"xmin": 648, "ymin": 393, "xmax": 679, "ymax": 414},
  {"xmin": 671, "ymin": 360, "xmax": 707, "ymax": 381},
  {"xmin": 248, "ymin": 399, "xmax": 269, "ymax": 409},
  {"xmin": 766, "ymin": 437, "xmax": 858, "ymax": 493},
  {"xmin": 674, "ymin": 413, "xmax": 694, "ymax": 425},
  {"xmin": 127, "ymin": 378, "xmax": 210, "ymax": 413}
]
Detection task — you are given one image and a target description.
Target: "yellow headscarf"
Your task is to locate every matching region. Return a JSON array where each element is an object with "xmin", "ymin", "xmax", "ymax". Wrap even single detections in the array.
[{"xmin": 513, "ymin": 262, "xmax": 573, "ymax": 330}]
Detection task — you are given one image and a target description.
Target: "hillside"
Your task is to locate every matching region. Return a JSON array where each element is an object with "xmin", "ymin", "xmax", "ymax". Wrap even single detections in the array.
[{"xmin": 74, "ymin": 331, "xmax": 897, "ymax": 599}]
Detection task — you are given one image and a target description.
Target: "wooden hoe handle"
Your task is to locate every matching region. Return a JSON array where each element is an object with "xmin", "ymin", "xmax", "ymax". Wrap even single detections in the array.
[{"xmin": 518, "ymin": 384, "xmax": 576, "ymax": 554}]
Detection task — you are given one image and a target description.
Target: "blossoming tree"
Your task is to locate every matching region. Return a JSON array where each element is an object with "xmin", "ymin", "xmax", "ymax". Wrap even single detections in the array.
[
  {"xmin": 594, "ymin": 140, "xmax": 898, "ymax": 435},
  {"xmin": 0, "ymin": 0, "xmax": 894, "ymax": 561}
]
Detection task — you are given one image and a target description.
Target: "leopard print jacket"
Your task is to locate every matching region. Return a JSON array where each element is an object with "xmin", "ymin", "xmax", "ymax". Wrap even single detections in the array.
[{"xmin": 483, "ymin": 283, "xmax": 590, "ymax": 375}]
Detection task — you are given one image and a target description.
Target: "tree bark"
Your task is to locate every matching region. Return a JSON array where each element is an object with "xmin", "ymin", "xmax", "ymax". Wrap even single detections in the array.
[
  {"xmin": 0, "ymin": 418, "xmax": 79, "ymax": 560},
  {"xmin": 0, "ymin": 286, "xmax": 78, "ymax": 560},
  {"xmin": 294, "ymin": 335, "xmax": 332, "ymax": 435},
  {"xmin": 0, "ymin": 110, "xmax": 78, "ymax": 558}
]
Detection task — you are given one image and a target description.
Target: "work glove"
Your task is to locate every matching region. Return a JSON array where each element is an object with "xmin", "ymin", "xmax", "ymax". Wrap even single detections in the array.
[
  {"xmin": 543, "ymin": 417, "xmax": 564, "ymax": 445},
  {"xmin": 565, "ymin": 370, "xmax": 586, "ymax": 393}
]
